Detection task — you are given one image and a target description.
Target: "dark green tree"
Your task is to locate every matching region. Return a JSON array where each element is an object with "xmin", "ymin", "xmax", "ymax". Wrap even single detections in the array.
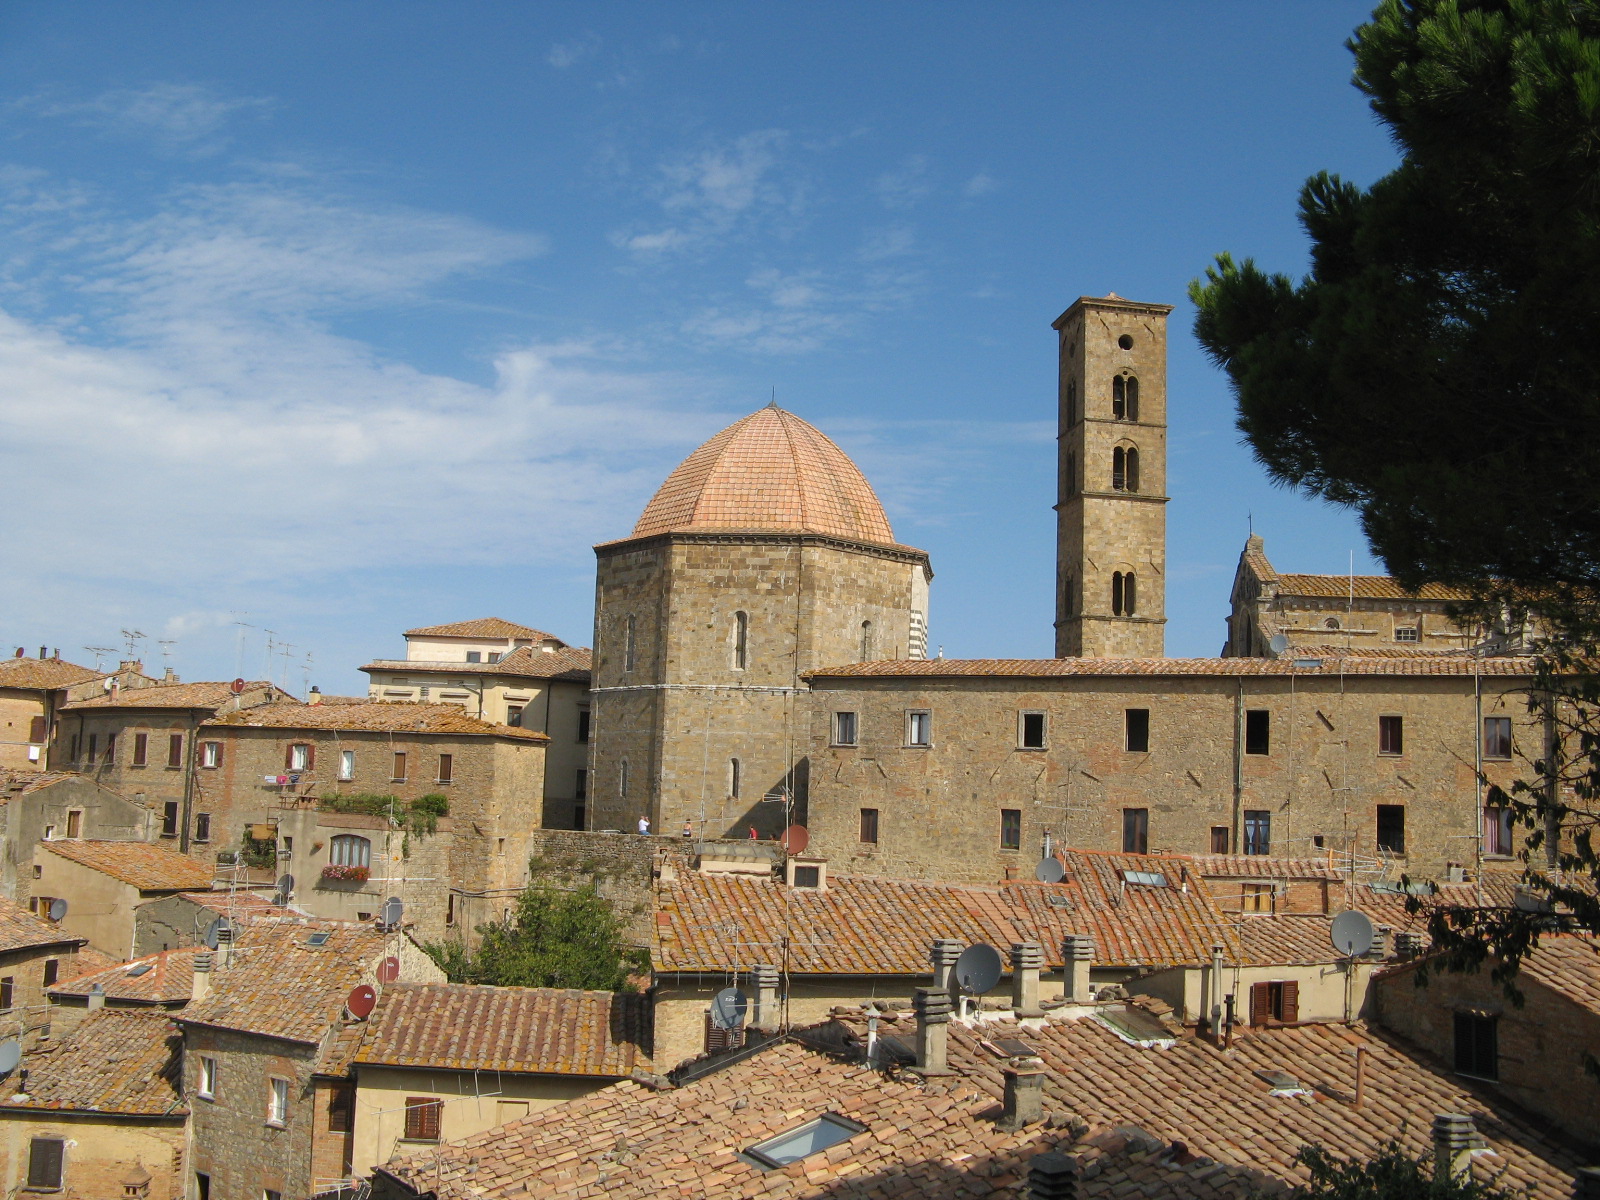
[
  {"xmin": 425, "ymin": 882, "xmax": 649, "ymax": 991},
  {"xmin": 1190, "ymin": 0, "xmax": 1600, "ymax": 966},
  {"xmin": 1274, "ymin": 1142, "xmax": 1525, "ymax": 1200}
]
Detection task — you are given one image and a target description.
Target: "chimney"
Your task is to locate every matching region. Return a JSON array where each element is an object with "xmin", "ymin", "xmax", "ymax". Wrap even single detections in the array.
[
  {"xmin": 37, "ymin": 647, "xmax": 46, "ymax": 660},
  {"xmin": 1432, "ymin": 1113, "xmax": 1475, "ymax": 1185},
  {"xmin": 163, "ymin": 667, "xmax": 178, "ymax": 683},
  {"xmin": 1028, "ymin": 1150, "xmax": 1080, "ymax": 1200},
  {"xmin": 87, "ymin": 983, "xmax": 105, "ymax": 1012},
  {"xmin": 1062, "ymin": 933, "xmax": 1095, "ymax": 1004},
  {"xmin": 1010, "ymin": 941, "xmax": 1044, "ymax": 1017},
  {"xmin": 912, "ymin": 986, "xmax": 952, "ymax": 1075},
  {"xmin": 308, "ymin": 686, "xmax": 323, "ymax": 706},
  {"xmin": 1395, "ymin": 931, "xmax": 1424, "ymax": 960},
  {"xmin": 120, "ymin": 660, "xmax": 143, "ymax": 676},
  {"xmin": 999, "ymin": 1055, "xmax": 1046, "ymax": 1129},
  {"xmin": 192, "ymin": 951, "xmax": 213, "ymax": 1004},
  {"xmin": 750, "ymin": 964, "xmax": 781, "ymax": 1030},
  {"xmin": 930, "ymin": 939, "xmax": 963, "ymax": 995},
  {"xmin": 1369, "ymin": 925, "xmax": 1392, "ymax": 960},
  {"xmin": 1573, "ymin": 1167, "xmax": 1600, "ymax": 1200}
]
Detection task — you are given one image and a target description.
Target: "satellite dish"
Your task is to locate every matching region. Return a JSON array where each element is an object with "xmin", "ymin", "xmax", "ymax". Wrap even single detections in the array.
[
  {"xmin": 1331, "ymin": 910, "xmax": 1376, "ymax": 957},
  {"xmin": 780, "ymin": 825, "xmax": 810, "ymax": 854},
  {"xmin": 954, "ymin": 943, "xmax": 1004, "ymax": 995},
  {"xmin": 276, "ymin": 873, "xmax": 294, "ymax": 896},
  {"xmin": 709, "ymin": 986, "xmax": 748, "ymax": 1030},
  {"xmin": 229, "ymin": 678, "xmax": 246, "ymax": 695},
  {"xmin": 377, "ymin": 955, "xmax": 400, "ymax": 983},
  {"xmin": 46, "ymin": 898, "xmax": 67, "ymax": 922},
  {"xmin": 203, "ymin": 916, "xmax": 233, "ymax": 950},
  {"xmin": 1034, "ymin": 857, "xmax": 1066, "ymax": 883},
  {"xmin": 0, "ymin": 1040, "xmax": 20, "ymax": 1075},
  {"xmin": 380, "ymin": 897, "xmax": 404, "ymax": 927},
  {"xmin": 1269, "ymin": 633, "xmax": 1291, "ymax": 656},
  {"xmin": 346, "ymin": 984, "xmax": 376, "ymax": 1019}
]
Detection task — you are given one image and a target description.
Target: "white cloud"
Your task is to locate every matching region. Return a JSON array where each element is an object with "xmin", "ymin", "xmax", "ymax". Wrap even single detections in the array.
[
  {"xmin": 547, "ymin": 34, "xmax": 601, "ymax": 69},
  {"xmin": 962, "ymin": 170, "xmax": 999, "ymax": 198},
  {"xmin": 874, "ymin": 154, "xmax": 933, "ymax": 209},
  {"xmin": 16, "ymin": 83, "xmax": 273, "ymax": 156},
  {"xmin": 859, "ymin": 225, "xmax": 916, "ymax": 262},
  {"xmin": 613, "ymin": 130, "xmax": 797, "ymax": 257}
]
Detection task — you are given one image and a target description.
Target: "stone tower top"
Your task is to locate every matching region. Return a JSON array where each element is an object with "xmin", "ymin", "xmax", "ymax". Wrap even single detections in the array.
[{"xmin": 630, "ymin": 405, "xmax": 897, "ymax": 545}]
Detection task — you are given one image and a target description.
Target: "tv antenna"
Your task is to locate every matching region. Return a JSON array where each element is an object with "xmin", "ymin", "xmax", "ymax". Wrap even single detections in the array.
[
  {"xmin": 120, "ymin": 628, "xmax": 146, "ymax": 659},
  {"xmin": 83, "ymin": 645, "xmax": 117, "ymax": 671},
  {"xmin": 157, "ymin": 639, "xmax": 177, "ymax": 670}
]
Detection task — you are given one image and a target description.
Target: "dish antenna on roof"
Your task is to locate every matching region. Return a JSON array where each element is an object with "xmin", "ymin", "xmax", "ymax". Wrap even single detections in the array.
[
  {"xmin": 1268, "ymin": 633, "xmax": 1291, "ymax": 656},
  {"xmin": 203, "ymin": 917, "xmax": 233, "ymax": 950},
  {"xmin": 229, "ymin": 678, "xmax": 246, "ymax": 695},
  {"xmin": 954, "ymin": 943, "xmax": 1003, "ymax": 996},
  {"xmin": 1034, "ymin": 857, "xmax": 1066, "ymax": 884},
  {"xmin": 1331, "ymin": 910, "xmax": 1375, "ymax": 958},
  {"xmin": 346, "ymin": 984, "xmax": 376, "ymax": 1020},
  {"xmin": 0, "ymin": 1040, "xmax": 20, "ymax": 1075},
  {"xmin": 274, "ymin": 874, "xmax": 294, "ymax": 906},
  {"xmin": 709, "ymin": 986, "xmax": 748, "ymax": 1031},
  {"xmin": 377, "ymin": 955, "xmax": 400, "ymax": 984},
  {"xmin": 46, "ymin": 898, "xmax": 67, "ymax": 923},
  {"xmin": 779, "ymin": 825, "xmax": 809, "ymax": 854},
  {"xmin": 379, "ymin": 897, "xmax": 404, "ymax": 929}
]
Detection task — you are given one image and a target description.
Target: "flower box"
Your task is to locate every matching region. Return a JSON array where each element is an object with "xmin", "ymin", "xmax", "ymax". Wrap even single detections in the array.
[{"xmin": 321, "ymin": 864, "xmax": 370, "ymax": 883}]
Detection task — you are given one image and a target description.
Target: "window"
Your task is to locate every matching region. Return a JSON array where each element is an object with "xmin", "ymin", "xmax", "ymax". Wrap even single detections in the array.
[
  {"xmin": 1111, "ymin": 445, "xmax": 1140, "ymax": 492},
  {"xmin": 437, "ymin": 753, "xmax": 453, "ymax": 783},
  {"xmin": 575, "ymin": 769, "xmax": 587, "ymax": 800},
  {"xmin": 577, "ymin": 710, "xmax": 591, "ymax": 743},
  {"xmin": 194, "ymin": 813, "xmax": 211, "ymax": 843},
  {"xmin": 86, "ymin": 734, "xmax": 96, "ymax": 763},
  {"xmin": 338, "ymin": 750, "xmax": 354, "ymax": 781},
  {"xmin": 267, "ymin": 1077, "xmax": 289, "ymax": 1125},
  {"xmin": 1000, "ymin": 808, "xmax": 1022, "ymax": 851},
  {"xmin": 1065, "ymin": 379, "xmax": 1077, "ymax": 427},
  {"xmin": 1210, "ymin": 826, "xmax": 1230, "ymax": 854},
  {"xmin": 1379, "ymin": 715, "xmax": 1404, "ymax": 756},
  {"xmin": 1243, "ymin": 883, "xmax": 1274, "ymax": 913},
  {"xmin": 466, "ymin": 651, "xmax": 482, "ymax": 663},
  {"xmin": 906, "ymin": 710, "xmax": 932, "ymax": 747},
  {"xmin": 832, "ymin": 711, "xmax": 859, "ymax": 747},
  {"xmin": 619, "ymin": 760, "xmax": 629, "ymax": 801},
  {"xmin": 1122, "ymin": 808, "xmax": 1149, "ymax": 854},
  {"xmin": 68, "ymin": 735, "xmax": 78, "ymax": 762},
  {"xmin": 1244, "ymin": 710, "xmax": 1270, "ymax": 755},
  {"xmin": 132, "ymin": 733, "xmax": 149, "ymax": 767},
  {"xmin": 1483, "ymin": 716, "xmax": 1512, "ymax": 759},
  {"xmin": 506, "ymin": 704, "xmax": 524, "ymax": 728},
  {"xmin": 728, "ymin": 758, "xmax": 741, "ymax": 799},
  {"xmin": 859, "ymin": 620, "xmax": 874, "ymax": 661},
  {"xmin": 328, "ymin": 1086, "xmax": 354, "ymax": 1132},
  {"xmin": 745, "ymin": 1113, "xmax": 868, "ymax": 1170},
  {"xmin": 733, "ymin": 611, "xmax": 749, "ymax": 670},
  {"xmin": 65, "ymin": 810, "xmax": 81, "ymax": 839},
  {"xmin": 198, "ymin": 1055, "xmax": 217, "ymax": 1099},
  {"xmin": 1394, "ymin": 625, "xmax": 1420, "ymax": 642},
  {"xmin": 161, "ymin": 802, "xmax": 179, "ymax": 838},
  {"xmin": 1019, "ymin": 711, "xmax": 1046, "ymax": 750},
  {"xmin": 1111, "ymin": 373, "xmax": 1140, "ymax": 421},
  {"xmin": 1244, "ymin": 810, "xmax": 1272, "ymax": 855},
  {"xmin": 330, "ymin": 835, "xmax": 371, "ymax": 868},
  {"xmin": 1249, "ymin": 980, "xmax": 1299, "ymax": 1025},
  {"xmin": 1124, "ymin": 708, "xmax": 1150, "ymax": 753},
  {"xmin": 624, "ymin": 614, "xmax": 636, "ymax": 672},
  {"xmin": 1111, "ymin": 570, "xmax": 1137, "ymax": 616},
  {"xmin": 1377, "ymin": 804, "xmax": 1406, "ymax": 854},
  {"xmin": 286, "ymin": 743, "xmax": 313, "ymax": 772},
  {"xmin": 42, "ymin": 960, "xmax": 57, "ymax": 987},
  {"xmin": 793, "ymin": 864, "xmax": 821, "ymax": 888},
  {"xmin": 27, "ymin": 716, "xmax": 45, "ymax": 745},
  {"xmin": 1454, "ymin": 1012, "xmax": 1498, "ymax": 1079},
  {"xmin": 26, "ymin": 1137, "xmax": 63, "ymax": 1191},
  {"xmin": 859, "ymin": 808, "xmax": 879, "ymax": 844},
  {"xmin": 103, "ymin": 733, "xmax": 115, "ymax": 763},
  {"xmin": 1064, "ymin": 452, "xmax": 1076, "ymax": 494},
  {"xmin": 196, "ymin": 1174, "xmax": 210, "ymax": 1200},
  {"xmin": 404, "ymin": 1097, "xmax": 443, "ymax": 1141},
  {"xmin": 168, "ymin": 734, "xmax": 184, "ymax": 767},
  {"xmin": 392, "ymin": 751, "xmax": 407, "ymax": 782},
  {"xmin": 200, "ymin": 741, "xmax": 222, "ymax": 769},
  {"xmin": 1484, "ymin": 799, "xmax": 1515, "ymax": 856},
  {"xmin": 1324, "ymin": 617, "xmax": 1341, "ymax": 630},
  {"xmin": 0, "ymin": 978, "xmax": 12, "ymax": 1011}
]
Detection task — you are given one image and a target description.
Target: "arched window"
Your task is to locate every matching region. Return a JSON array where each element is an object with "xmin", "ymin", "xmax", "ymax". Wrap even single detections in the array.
[
  {"xmin": 329, "ymin": 835, "xmax": 370, "ymax": 868},
  {"xmin": 729, "ymin": 758, "xmax": 741, "ymax": 799},
  {"xmin": 619, "ymin": 760, "xmax": 630, "ymax": 800},
  {"xmin": 733, "ymin": 611, "xmax": 749, "ymax": 669},
  {"xmin": 1112, "ymin": 571, "xmax": 1138, "ymax": 617},
  {"xmin": 1065, "ymin": 380, "xmax": 1077, "ymax": 427},
  {"xmin": 1125, "ymin": 446, "xmax": 1139, "ymax": 492},
  {"xmin": 1063, "ymin": 574, "xmax": 1076, "ymax": 616},
  {"xmin": 1125, "ymin": 375, "xmax": 1139, "ymax": 421},
  {"xmin": 1112, "ymin": 375, "xmax": 1125, "ymax": 419},
  {"xmin": 860, "ymin": 620, "xmax": 874, "ymax": 661},
  {"xmin": 624, "ymin": 614, "xmax": 636, "ymax": 672},
  {"xmin": 1324, "ymin": 617, "xmax": 1341, "ymax": 630}
]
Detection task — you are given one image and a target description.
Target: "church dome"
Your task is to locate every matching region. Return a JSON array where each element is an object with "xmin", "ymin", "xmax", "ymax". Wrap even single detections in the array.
[{"xmin": 631, "ymin": 404, "xmax": 897, "ymax": 544}]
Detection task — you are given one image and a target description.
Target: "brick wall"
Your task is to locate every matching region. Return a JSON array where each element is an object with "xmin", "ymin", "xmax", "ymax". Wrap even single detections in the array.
[{"xmin": 0, "ymin": 1114, "xmax": 185, "ymax": 1200}]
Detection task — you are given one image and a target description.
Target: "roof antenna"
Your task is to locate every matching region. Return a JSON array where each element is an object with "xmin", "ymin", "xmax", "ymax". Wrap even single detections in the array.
[
  {"xmin": 768, "ymin": 386, "xmax": 778, "ymax": 410},
  {"xmin": 1247, "ymin": 511, "xmax": 1253, "ymax": 536}
]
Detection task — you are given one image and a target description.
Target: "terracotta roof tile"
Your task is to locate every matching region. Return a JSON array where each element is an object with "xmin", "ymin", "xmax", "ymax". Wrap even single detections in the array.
[
  {"xmin": 353, "ymin": 983, "xmax": 650, "ymax": 1076},
  {"xmin": 1276, "ymin": 573, "xmax": 1474, "ymax": 601},
  {"xmin": 0, "ymin": 657, "xmax": 100, "ymax": 691},
  {"xmin": 362, "ymin": 643, "xmax": 592, "ymax": 682},
  {"xmin": 43, "ymin": 839, "xmax": 214, "ymax": 892},
  {"xmin": 0, "ymin": 770, "xmax": 87, "ymax": 801},
  {"xmin": 61, "ymin": 679, "xmax": 281, "ymax": 711},
  {"xmin": 0, "ymin": 895, "xmax": 84, "ymax": 953},
  {"xmin": 1189, "ymin": 854, "xmax": 1346, "ymax": 882},
  {"xmin": 405, "ymin": 618, "xmax": 567, "ymax": 641},
  {"xmin": 628, "ymin": 406, "xmax": 901, "ymax": 546},
  {"xmin": 0, "ymin": 1010, "xmax": 184, "ymax": 1115},
  {"xmin": 203, "ymin": 700, "xmax": 549, "ymax": 741},
  {"xmin": 51, "ymin": 946, "xmax": 201, "ymax": 1004},
  {"xmin": 807, "ymin": 655, "xmax": 1532, "ymax": 679}
]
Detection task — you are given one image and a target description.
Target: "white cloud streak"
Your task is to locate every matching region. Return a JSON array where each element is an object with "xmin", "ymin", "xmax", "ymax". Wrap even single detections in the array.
[{"xmin": 14, "ymin": 83, "xmax": 273, "ymax": 156}]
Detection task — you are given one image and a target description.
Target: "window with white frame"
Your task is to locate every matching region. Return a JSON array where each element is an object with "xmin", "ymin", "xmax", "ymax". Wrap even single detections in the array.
[
  {"xmin": 200, "ymin": 741, "xmax": 222, "ymax": 769},
  {"xmin": 329, "ymin": 835, "xmax": 370, "ymax": 868},
  {"xmin": 832, "ymin": 711, "xmax": 858, "ymax": 747},
  {"xmin": 267, "ymin": 1077, "xmax": 289, "ymax": 1125},
  {"xmin": 339, "ymin": 750, "xmax": 355, "ymax": 781},
  {"xmin": 905, "ymin": 710, "xmax": 932, "ymax": 747},
  {"xmin": 198, "ymin": 1055, "xmax": 218, "ymax": 1099}
]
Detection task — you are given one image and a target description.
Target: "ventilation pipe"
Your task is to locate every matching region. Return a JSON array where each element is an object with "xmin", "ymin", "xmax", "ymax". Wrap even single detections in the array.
[
  {"xmin": 750, "ymin": 964, "xmax": 781, "ymax": 1031},
  {"xmin": 1010, "ymin": 942, "xmax": 1044, "ymax": 1017},
  {"xmin": 192, "ymin": 952, "xmax": 213, "ymax": 1004},
  {"xmin": 1395, "ymin": 931, "xmax": 1424, "ymax": 960},
  {"xmin": 1062, "ymin": 934, "xmax": 1095, "ymax": 1004},
  {"xmin": 912, "ymin": 986, "xmax": 952, "ymax": 1075},
  {"xmin": 1432, "ymin": 1113, "xmax": 1476, "ymax": 1185},
  {"xmin": 929, "ymin": 939, "xmax": 962, "ymax": 995},
  {"xmin": 1028, "ymin": 1151, "xmax": 1080, "ymax": 1200}
]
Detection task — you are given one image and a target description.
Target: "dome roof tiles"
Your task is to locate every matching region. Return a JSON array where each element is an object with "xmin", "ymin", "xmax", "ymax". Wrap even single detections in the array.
[{"xmin": 630, "ymin": 405, "xmax": 896, "ymax": 545}]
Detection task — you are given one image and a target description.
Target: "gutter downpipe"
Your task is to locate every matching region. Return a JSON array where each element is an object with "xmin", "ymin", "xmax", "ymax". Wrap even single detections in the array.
[{"xmin": 1232, "ymin": 679, "xmax": 1245, "ymax": 852}]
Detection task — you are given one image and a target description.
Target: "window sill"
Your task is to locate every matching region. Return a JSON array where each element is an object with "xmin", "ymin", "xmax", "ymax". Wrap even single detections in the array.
[
  {"xmin": 434, "ymin": 780, "xmax": 453, "ymax": 786},
  {"xmin": 198, "ymin": 1092, "xmax": 215, "ymax": 1102},
  {"xmin": 391, "ymin": 779, "xmax": 407, "ymax": 785},
  {"xmin": 397, "ymin": 1138, "xmax": 441, "ymax": 1146},
  {"xmin": 265, "ymin": 1119, "xmax": 287, "ymax": 1130},
  {"xmin": 903, "ymin": 744, "xmax": 931, "ymax": 751},
  {"xmin": 1017, "ymin": 745, "xmax": 1047, "ymax": 752},
  {"xmin": 829, "ymin": 743, "xmax": 858, "ymax": 750}
]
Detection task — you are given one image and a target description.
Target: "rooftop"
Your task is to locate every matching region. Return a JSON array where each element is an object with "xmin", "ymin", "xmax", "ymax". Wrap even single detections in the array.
[
  {"xmin": 51, "ymin": 946, "xmax": 201, "ymax": 1005},
  {"xmin": 0, "ymin": 769, "xmax": 90, "ymax": 801},
  {"xmin": 405, "ymin": 618, "xmax": 567, "ymax": 641},
  {"xmin": 61, "ymin": 679, "xmax": 281, "ymax": 711},
  {"xmin": 0, "ymin": 895, "xmax": 84, "ymax": 953},
  {"xmin": 362, "ymin": 643, "xmax": 592, "ymax": 682},
  {"xmin": 203, "ymin": 700, "xmax": 549, "ymax": 741},
  {"xmin": 41, "ymin": 840, "xmax": 215, "ymax": 893},
  {"xmin": 1277, "ymin": 572, "xmax": 1473, "ymax": 602},
  {"xmin": 806, "ymin": 655, "xmax": 1531, "ymax": 679},
  {"xmin": 1188, "ymin": 854, "xmax": 1346, "ymax": 881},
  {"xmin": 353, "ymin": 983, "xmax": 650, "ymax": 1077},
  {"xmin": 625, "ymin": 405, "xmax": 902, "ymax": 547},
  {"xmin": 0, "ymin": 1009, "xmax": 184, "ymax": 1116},
  {"xmin": 0, "ymin": 656, "xmax": 99, "ymax": 692}
]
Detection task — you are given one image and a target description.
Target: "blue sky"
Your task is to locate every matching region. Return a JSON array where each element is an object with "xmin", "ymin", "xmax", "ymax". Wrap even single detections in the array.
[{"xmin": 0, "ymin": 3, "xmax": 1398, "ymax": 693}]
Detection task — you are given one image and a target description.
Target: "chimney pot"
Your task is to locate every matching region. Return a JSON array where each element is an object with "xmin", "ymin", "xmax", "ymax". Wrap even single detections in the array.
[
  {"xmin": 1395, "ymin": 931, "xmax": 1424, "ymax": 960},
  {"xmin": 1432, "ymin": 1113, "xmax": 1476, "ymax": 1185},
  {"xmin": 1062, "ymin": 934, "xmax": 1095, "ymax": 1004},
  {"xmin": 1369, "ymin": 925, "xmax": 1392, "ymax": 960},
  {"xmin": 912, "ymin": 986, "xmax": 952, "ymax": 1074},
  {"xmin": 1011, "ymin": 941, "xmax": 1045, "ymax": 1017},
  {"xmin": 192, "ymin": 951, "xmax": 213, "ymax": 1004},
  {"xmin": 930, "ymin": 939, "xmax": 963, "ymax": 995},
  {"xmin": 750, "ymin": 964, "xmax": 781, "ymax": 1030},
  {"xmin": 87, "ymin": 983, "xmax": 105, "ymax": 1011},
  {"xmin": 1028, "ymin": 1150, "xmax": 1080, "ymax": 1200},
  {"xmin": 999, "ymin": 1055, "xmax": 1046, "ymax": 1129}
]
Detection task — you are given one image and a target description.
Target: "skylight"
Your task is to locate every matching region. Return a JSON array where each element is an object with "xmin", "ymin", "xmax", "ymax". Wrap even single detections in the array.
[
  {"xmin": 744, "ymin": 1114, "xmax": 868, "ymax": 1170},
  {"xmin": 306, "ymin": 931, "xmax": 332, "ymax": 946},
  {"xmin": 1121, "ymin": 870, "xmax": 1168, "ymax": 888},
  {"xmin": 125, "ymin": 962, "xmax": 153, "ymax": 977}
]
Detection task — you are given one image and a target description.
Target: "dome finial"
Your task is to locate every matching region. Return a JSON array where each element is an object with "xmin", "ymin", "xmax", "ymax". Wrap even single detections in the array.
[{"xmin": 768, "ymin": 386, "xmax": 779, "ymax": 410}]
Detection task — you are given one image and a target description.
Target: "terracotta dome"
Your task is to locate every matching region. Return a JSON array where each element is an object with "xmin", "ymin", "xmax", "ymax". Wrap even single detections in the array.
[{"xmin": 631, "ymin": 404, "xmax": 896, "ymax": 544}]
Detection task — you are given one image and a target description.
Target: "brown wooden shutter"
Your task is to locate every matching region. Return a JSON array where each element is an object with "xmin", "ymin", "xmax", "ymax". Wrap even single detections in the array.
[
  {"xmin": 404, "ymin": 1097, "xmax": 441, "ymax": 1140},
  {"xmin": 1280, "ymin": 981, "xmax": 1299, "ymax": 1024},
  {"xmin": 27, "ymin": 1138, "xmax": 63, "ymax": 1190},
  {"xmin": 1249, "ymin": 982, "xmax": 1271, "ymax": 1026},
  {"xmin": 328, "ymin": 1087, "xmax": 354, "ymax": 1132},
  {"xmin": 305, "ymin": 743, "xmax": 315, "ymax": 770},
  {"xmin": 28, "ymin": 716, "xmax": 46, "ymax": 744},
  {"xmin": 133, "ymin": 733, "xmax": 148, "ymax": 766},
  {"xmin": 285, "ymin": 744, "xmax": 295, "ymax": 770},
  {"xmin": 169, "ymin": 734, "xmax": 184, "ymax": 767}
]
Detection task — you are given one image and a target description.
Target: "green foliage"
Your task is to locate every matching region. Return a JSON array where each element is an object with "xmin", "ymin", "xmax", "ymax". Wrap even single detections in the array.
[
  {"xmin": 1277, "ymin": 1141, "xmax": 1524, "ymax": 1199},
  {"xmin": 239, "ymin": 831, "xmax": 276, "ymax": 870},
  {"xmin": 317, "ymin": 792, "xmax": 448, "ymax": 834},
  {"xmin": 423, "ymin": 880, "xmax": 649, "ymax": 991}
]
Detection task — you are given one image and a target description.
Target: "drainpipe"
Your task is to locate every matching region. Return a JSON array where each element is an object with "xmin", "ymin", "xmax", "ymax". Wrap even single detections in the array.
[{"xmin": 1232, "ymin": 680, "xmax": 1245, "ymax": 851}]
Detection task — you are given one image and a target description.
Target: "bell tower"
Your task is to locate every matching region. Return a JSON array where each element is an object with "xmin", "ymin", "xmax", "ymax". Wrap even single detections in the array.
[{"xmin": 1053, "ymin": 294, "xmax": 1171, "ymax": 657}]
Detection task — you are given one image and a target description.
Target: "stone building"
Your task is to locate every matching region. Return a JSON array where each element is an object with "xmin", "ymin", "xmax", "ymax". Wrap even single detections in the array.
[
  {"xmin": 588, "ymin": 403, "xmax": 932, "ymax": 840},
  {"xmin": 0, "ymin": 897, "xmax": 96, "ymax": 1048},
  {"xmin": 0, "ymin": 654, "xmax": 102, "ymax": 770},
  {"xmin": 33, "ymin": 840, "xmax": 215, "ymax": 959},
  {"xmin": 0, "ymin": 769, "xmax": 154, "ymax": 905},
  {"xmin": 361, "ymin": 618, "xmax": 592, "ymax": 829},
  {"xmin": 1053, "ymin": 295, "xmax": 1171, "ymax": 658}
]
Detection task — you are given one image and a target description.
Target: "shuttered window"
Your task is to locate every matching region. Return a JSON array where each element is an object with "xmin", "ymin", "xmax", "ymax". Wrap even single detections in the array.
[
  {"xmin": 168, "ymin": 734, "xmax": 184, "ymax": 767},
  {"xmin": 132, "ymin": 733, "xmax": 148, "ymax": 767},
  {"xmin": 27, "ymin": 1137, "xmax": 64, "ymax": 1190},
  {"xmin": 27, "ymin": 716, "xmax": 46, "ymax": 744},
  {"xmin": 1248, "ymin": 980, "xmax": 1299, "ymax": 1025},
  {"xmin": 704, "ymin": 1012, "xmax": 744, "ymax": 1054},
  {"xmin": 327, "ymin": 1087, "xmax": 354, "ymax": 1132},
  {"xmin": 404, "ymin": 1097, "xmax": 442, "ymax": 1141}
]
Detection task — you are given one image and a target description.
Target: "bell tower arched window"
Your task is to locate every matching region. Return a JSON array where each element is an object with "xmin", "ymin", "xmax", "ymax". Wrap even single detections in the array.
[
  {"xmin": 624, "ymin": 615, "xmax": 636, "ymax": 673},
  {"xmin": 860, "ymin": 620, "xmax": 874, "ymax": 661},
  {"xmin": 1112, "ymin": 446, "xmax": 1140, "ymax": 493},
  {"xmin": 733, "ymin": 611, "xmax": 749, "ymax": 669},
  {"xmin": 1112, "ymin": 571, "xmax": 1138, "ymax": 617},
  {"xmin": 1066, "ymin": 380, "xmax": 1077, "ymax": 427},
  {"xmin": 1112, "ymin": 374, "xmax": 1139, "ymax": 421},
  {"xmin": 729, "ymin": 758, "xmax": 741, "ymax": 799}
]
